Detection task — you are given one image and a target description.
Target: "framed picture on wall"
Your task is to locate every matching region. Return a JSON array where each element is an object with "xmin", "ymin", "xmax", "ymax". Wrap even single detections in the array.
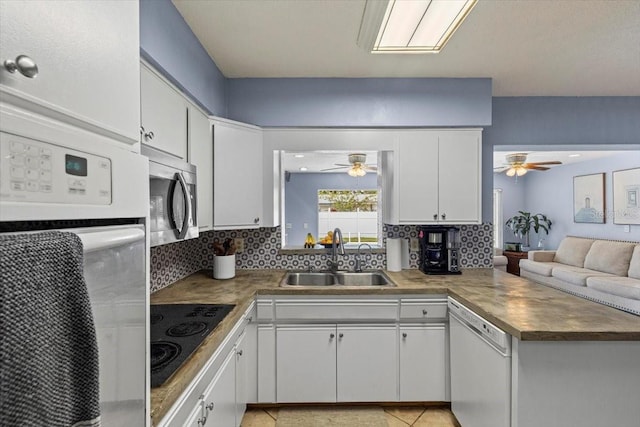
[
  {"xmin": 573, "ymin": 173, "xmax": 605, "ymax": 223},
  {"xmin": 613, "ymin": 167, "xmax": 640, "ymax": 225}
]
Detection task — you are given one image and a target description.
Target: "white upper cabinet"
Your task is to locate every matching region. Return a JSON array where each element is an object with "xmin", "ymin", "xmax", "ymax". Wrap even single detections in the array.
[
  {"xmin": 437, "ymin": 130, "xmax": 482, "ymax": 223},
  {"xmin": 140, "ymin": 64, "xmax": 188, "ymax": 160},
  {"xmin": 188, "ymin": 104, "xmax": 213, "ymax": 231},
  {"xmin": 212, "ymin": 118, "xmax": 263, "ymax": 230},
  {"xmin": 384, "ymin": 129, "xmax": 482, "ymax": 224},
  {"xmin": 0, "ymin": 0, "xmax": 140, "ymax": 146}
]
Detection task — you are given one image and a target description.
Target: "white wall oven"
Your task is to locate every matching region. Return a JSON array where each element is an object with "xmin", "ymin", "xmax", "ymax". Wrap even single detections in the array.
[{"xmin": 0, "ymin": 103, "xmax": 150, "ymax": 426}]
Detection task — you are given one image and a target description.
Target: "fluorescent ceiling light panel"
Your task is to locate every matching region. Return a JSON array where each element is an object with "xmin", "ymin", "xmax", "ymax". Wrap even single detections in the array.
[{"xmin": 370, "ymin": 0, "xmax": 477, "ymax": 53}]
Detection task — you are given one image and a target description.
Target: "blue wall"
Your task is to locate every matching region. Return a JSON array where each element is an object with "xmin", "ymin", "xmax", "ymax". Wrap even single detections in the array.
[
  {"xmin": 139, "ymin": 1, "xmax": 640, "ymax": 227},
  {"xmin": 484, "ymin": 97, "xmax": 640, "ymax": 222},
  {"xmin": 493, "ymin": 173, "xmax": 527, "ymax": 246},
  {"xmin": 227, "ymin": 78, "xmax": 492, "ymax": 127},
  {"xmin": 518, "ymin": 152, "xmax": 640, "ymax": 249},
  {"xmin": 285, "ymin": 172, "xmax": 378, "ymax": 247},
  {"xmin": 139, "ymin": 0, "xmax": 226, "ymax": 115}
]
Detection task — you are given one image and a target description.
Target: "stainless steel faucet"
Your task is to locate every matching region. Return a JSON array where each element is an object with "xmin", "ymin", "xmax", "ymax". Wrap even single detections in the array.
[
  {"xmin": 328, "ymin": 227, "xmax": 345, "ymax": 272},
  {"xmin": 354, "ymin": 243, "xmax": 373, "ymax": 273}
]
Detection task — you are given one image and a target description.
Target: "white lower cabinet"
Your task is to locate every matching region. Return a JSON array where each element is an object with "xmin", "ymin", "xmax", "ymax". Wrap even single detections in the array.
[
  {"xmin": 257, "ymin": 324, "xmax": 276, "ymax": 403},
  {"xmin": 276, "ymin": 325, "xmax": 337, "ymax": 403},
  {"xmin": 202, "ymin": 350, "xmax": 236, "ymax": 427},
  {"xmin": 336, "ymin": 325, "xmax": 398, "ymax": 402},
  {"xmin": 276, "ymin": 324, "xmax": 397, "ymax": 403},
  {"xmin": 158, "ymin": 303, "xmax": 256, "ymax": 427},
  {"xmin": 399, "ymin": 324, "xmax": 446, "ymax": 401},
  {"xmin": 256, "ymin": 295, "xmax": 448, "ymax": 406}
]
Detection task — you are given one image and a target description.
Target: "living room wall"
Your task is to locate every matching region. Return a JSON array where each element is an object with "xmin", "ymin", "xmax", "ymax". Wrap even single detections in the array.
[{"xmin": 504, "ymin": 152, "xmax": 640, "ymax": 249}]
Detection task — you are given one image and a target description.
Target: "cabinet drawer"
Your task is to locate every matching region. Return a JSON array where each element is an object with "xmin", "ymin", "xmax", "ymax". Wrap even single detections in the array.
[
  {"xmin": 400, "ymin": 299, "xmax": 448, "ymax": 320},
  {"xmin": 275, "ymin": 300, "xmax": 398, "ymax": 321}
]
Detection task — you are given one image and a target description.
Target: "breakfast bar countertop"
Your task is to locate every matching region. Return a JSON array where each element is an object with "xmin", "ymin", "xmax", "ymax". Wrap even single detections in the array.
[{"xmin": 149, "ymin": 268, "xmax": 640, "ymax": 425}]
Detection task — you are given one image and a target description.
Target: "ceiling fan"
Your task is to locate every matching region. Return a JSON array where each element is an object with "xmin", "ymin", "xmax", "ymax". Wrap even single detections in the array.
[
  {"xmin": 494, "ymin": 153, "xmax": 562, "ymax": 177},
  {"xmin": 321, "ymin": 153, "xmax": 378, "ymax": 177}
]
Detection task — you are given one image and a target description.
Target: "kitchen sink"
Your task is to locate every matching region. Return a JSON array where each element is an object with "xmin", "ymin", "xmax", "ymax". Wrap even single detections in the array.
[{"xmin": 281, "ymin": 270, "xmax": 395, "ymax": 287}]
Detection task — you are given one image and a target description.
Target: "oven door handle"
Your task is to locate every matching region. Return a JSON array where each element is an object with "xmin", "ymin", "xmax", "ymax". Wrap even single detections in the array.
[{"xmin": 175, "ymin": 172, "xmax": 192, "ymax": 239}]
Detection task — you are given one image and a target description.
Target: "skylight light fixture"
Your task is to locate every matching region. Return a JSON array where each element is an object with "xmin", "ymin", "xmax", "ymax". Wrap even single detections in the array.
[{"xmin": 358, "ymin": 0, "xmax": 477, "ymax": 53}]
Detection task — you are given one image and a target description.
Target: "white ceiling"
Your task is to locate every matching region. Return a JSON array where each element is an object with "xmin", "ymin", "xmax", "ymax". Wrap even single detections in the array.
[{"xmin": 172, "ymin": 0, "xmax": 640, "ymax": 96}]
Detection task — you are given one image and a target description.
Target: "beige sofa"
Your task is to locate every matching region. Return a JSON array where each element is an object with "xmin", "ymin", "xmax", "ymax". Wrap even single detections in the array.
[
  {"xmin": 493, "ymin": 248, "xmax": 507, "ymax": 271},
  {"xmin": 519, "ymin": 236, "xmax": 640, "ymax": 315}
]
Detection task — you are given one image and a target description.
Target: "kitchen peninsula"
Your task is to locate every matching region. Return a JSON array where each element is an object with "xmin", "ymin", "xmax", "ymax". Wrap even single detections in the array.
[{"xmin": 150, "ymin": 268, "xmax": 640, "ymax": 427}]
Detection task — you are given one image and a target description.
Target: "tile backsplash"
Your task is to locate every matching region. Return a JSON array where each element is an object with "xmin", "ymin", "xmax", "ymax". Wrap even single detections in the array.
[{"xmin": 150, "ymin": 223, "xmax": 494, "ymax": 293}]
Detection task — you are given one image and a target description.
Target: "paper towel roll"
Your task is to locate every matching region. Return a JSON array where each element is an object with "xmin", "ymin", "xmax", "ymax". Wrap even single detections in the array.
[
  {"xmin": 386, "ymin": 238, "xmax": 402, "ymax": 272},
  {"xmin": 401, "ymin": 239, "xmax": 410, "ymax": 269}
]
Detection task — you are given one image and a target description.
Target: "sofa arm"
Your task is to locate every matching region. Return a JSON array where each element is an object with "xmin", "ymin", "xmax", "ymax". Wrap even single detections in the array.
[{"xmin": 528, "ymin": 250, "xmax": 556, "ymax": 262}]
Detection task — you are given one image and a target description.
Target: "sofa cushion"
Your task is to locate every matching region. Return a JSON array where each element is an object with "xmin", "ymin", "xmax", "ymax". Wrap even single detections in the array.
[
  {"xmin": 586, "ymin": 276, "xmax": 640, "ymax": 301},
  {"xmin": 629, "ymin": 246, "xmax": 640, "ymax": 279},
  {"xmin": 519, "ymin": 260, "xmax": 565, "ymax": 277},
  {"xmin": 553, "ymin": 237, "xmax": 594, "ymax": 268},
  {"xmin": 551, "ymin": 266, "xmax": 614, "ymax": 287},
  {"xmin": 583, "ymin": 240, "xmax": 636, "ymax": 276},
  {"xmin": 528, "ymin": 250, "xmax": 556, "ymax": 262}
]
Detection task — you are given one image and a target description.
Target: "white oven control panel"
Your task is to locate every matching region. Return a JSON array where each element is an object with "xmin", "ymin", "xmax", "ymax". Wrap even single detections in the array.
[{"xmin": 0, "ymin": 132, "xmax": 112, "ymax": 205}]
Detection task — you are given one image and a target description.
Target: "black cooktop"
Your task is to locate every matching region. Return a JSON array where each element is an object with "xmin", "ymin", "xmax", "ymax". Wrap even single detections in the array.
[{"xmin": 150, "ymin": 304, "xmax": 235, "ymax": 388}]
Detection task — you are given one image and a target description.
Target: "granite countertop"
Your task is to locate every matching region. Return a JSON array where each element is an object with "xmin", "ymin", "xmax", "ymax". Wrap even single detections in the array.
[{"xmin": 149, "ymin": 268, "xmax": 640, "ymax": 425}]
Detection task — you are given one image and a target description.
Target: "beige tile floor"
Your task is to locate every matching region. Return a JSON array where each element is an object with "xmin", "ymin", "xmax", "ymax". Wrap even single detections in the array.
[{"xmin": 241, "ymin": 406, "xmax": 460, "ymax": 427}]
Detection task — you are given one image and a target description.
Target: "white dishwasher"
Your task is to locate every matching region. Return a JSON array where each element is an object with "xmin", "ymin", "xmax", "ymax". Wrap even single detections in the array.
[{"xmin": 448, "ymin": 298, "xmax": 512, "ymax": 427}]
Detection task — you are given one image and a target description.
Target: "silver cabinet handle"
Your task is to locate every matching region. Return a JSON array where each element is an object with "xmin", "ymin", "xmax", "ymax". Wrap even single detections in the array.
[
  {"xmin": 433, "ymin": 214, "xmax": 438, "ymax": 220},
  {"xmin": 197, "ymin": 416, "xmax": 207, "ymax": 426},
  {"xmin": 339, "ymin": 333, "xmax": 344, "ymax": 338},
  {"xmin": 441, "ymin": 213, "xmax": 446, "ymax": 220},
  {"xmin": 140, "ymin": 126, "xmax": 145, "ymax": 135},
  {"xmin": 330, "ymin": 333, "xmax": 335, "ymax": 339},
  {"xmin": 422, "ymin": 309, "xmax": 428, "ymax": 315},
  {"xmin": 4, "ymin": 55, "xmax": 38, "ymax": 78},
  {"xmin": 402, "ymin": 333, "xmax": 407, "ymax": 338},
  {"xmin": 254, "ymin": 217, "xmax": 260, "ymax": 224},
  {"xmin": 144, "ymin": 131, "xmax": 155, "ymax": 141},
  {"xmin": 247, "ymin": 316, "xmax": 253, "ymax": 322},
  {"xmin": 237, "ymin": 349, "xmax": 243, "ymax": 356},
  {"xmin": 206, "ymin": 402, "xmax": 214, "ymax": 411}
]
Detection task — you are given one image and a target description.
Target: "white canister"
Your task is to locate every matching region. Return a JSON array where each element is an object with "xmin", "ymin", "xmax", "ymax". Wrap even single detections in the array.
[
  {"xmin": 386, "ymin": 238, "xmax": 402, "ymax": 272},
  {"xmin": 213, "ymin": 255, "xmax": 236, "ymax": 279}
]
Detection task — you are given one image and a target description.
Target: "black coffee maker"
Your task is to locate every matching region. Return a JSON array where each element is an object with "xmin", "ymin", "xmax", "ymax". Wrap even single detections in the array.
[{"xmin": 418, "ymin": 226, "xmax": 461, "ymax": 275}]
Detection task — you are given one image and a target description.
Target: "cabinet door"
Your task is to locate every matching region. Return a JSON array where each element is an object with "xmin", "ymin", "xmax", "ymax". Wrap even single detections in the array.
[
  {"xmin": 244, "ymin": 317, "xmax": 258, "ymax": 404},
  {"xmin": 397, "ymin": 131, "xmax": 439, "ymax": 223},
  {"xmin": 202, "ymin": 350, "xmax": 236, "ymax": 427},
  {"xmin": 189, "ymin": 106, "xmax": 213, "ymax": 230},
  {"xmin": 0, "ymin": 0, "xmax": 140, "ymax": 144},
  {"xmin": 235, "ymin": 331, "xmax": 247, "ymax": 426},
  {"xmin": 336, "ymin": 325, "xmax": 398, "ymax": 402},
  {"xmin": 437, "ymin": 130, "xmax": 481, "ymax": 223},
  {"xmin": 183, "ymin": 400, "xmax": 205, "ymax": 427},
  {"xmin": 213, "ymin": 120, "xmax": 263, "ymax": 229},
  {"xmin": 140, "ymin": 64, "xmax": 188, "ymax": 159},
  {"xmin": 276, "ymin": 325, "xmax": 336, "ymax": 403},
  {"xmin": 399, "ymin": 325, "xmax": 446, "ymax": 401},
  {"xmin": 257, "ymin": 324, "xmax": 276, "ymax": 403}
]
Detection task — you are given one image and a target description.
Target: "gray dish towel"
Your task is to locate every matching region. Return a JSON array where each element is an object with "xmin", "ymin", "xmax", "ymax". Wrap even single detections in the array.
[{"xmin": 0, "ymin": 231, "xmax": 100, "ymax": 427}]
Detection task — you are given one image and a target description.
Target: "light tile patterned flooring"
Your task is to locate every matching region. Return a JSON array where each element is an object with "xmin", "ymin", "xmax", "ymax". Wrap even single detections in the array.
[{"xmin": 241, "ymin": 406, "xmax": 460, "ymax": 427}]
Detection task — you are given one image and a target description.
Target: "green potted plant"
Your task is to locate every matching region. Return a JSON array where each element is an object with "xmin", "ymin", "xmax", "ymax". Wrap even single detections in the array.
[{"xmin": 505, "ymin": 211, "xmax": 552, "ymax": 251}]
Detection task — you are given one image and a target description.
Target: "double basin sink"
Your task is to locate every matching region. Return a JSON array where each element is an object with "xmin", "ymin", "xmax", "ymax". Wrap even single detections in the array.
[{"xmin": 281, "ymin": 270, "xmax": 396, "ymax": 287}]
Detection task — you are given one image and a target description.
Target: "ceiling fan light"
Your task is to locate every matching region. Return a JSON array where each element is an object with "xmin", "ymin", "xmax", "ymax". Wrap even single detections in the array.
[
  {"xmin": 506, "ymin": 168, "xmax": 516, "ymax": 177},
  {"xmin": 516, "ymin": 167, "xmax": 527, "ymax": 176},
  {"xmin": 348, "ymin": 166, "xmax": 366, "ymax": 177}
]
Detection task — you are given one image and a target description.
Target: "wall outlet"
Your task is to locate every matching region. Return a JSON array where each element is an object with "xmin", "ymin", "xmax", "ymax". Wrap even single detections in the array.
[
  {"xmin": 234, "ymin": 238, "xmax": 245, "ymax": 253},
  {"xmin": 410, "ymin": 238, "xmax": 419, "ymax": 252}
]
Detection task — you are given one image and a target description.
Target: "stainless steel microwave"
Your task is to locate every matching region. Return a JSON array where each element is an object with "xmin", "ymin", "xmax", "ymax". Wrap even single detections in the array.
[{"xmin": 143, "ymin": 146, "xmax": 198, "ymax": 247}]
